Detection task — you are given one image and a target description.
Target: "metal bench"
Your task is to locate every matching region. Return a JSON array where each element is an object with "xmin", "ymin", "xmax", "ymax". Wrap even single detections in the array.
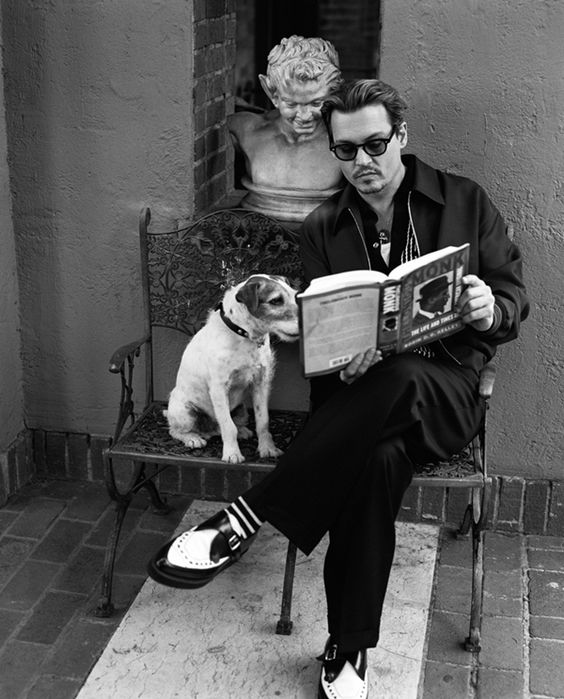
[{"xmin": 97, "ymin": 206, "xmax": 493, "ymax": 653}]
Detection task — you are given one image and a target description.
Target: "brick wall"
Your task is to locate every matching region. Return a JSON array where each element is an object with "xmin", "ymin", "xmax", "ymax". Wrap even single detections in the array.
[
  {"xmin": 400, "ymin": 477, "xmax": 564, "ymax": 537},
  {"xmin": 193, "ymin": 0, "xmax": 236, "ymax": 214},
  {"xmin": 0, "ymin": 430, "xmax": 33, "ymax": 506},
  {"xmin": 8, "ymin": 426, "xmax": 563, "ymax": 537}
]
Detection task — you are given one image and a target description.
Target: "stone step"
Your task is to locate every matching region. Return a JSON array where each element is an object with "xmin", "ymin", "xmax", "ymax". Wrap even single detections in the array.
[{"xmin": 78, "ymin": 500, "xmax": 439, "ymax": 698}]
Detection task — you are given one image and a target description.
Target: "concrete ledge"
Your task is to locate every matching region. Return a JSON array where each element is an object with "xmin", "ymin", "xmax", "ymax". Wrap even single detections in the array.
[{"xmin": 77, "ymin": 500, "xmax": 439, "ymax": 699}]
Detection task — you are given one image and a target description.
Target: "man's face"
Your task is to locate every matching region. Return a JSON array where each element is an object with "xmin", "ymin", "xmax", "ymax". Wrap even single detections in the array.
[
  {"xmin": 422, "ymin": 289, "xmax": 450, "ymax": 313},
  {"xmin": 330, "ymin": 104, "xmax": 407, "ymax": 195},
  {"xmin": 271, "ymin": 80, "xmax": 329, "ymax": 136}
]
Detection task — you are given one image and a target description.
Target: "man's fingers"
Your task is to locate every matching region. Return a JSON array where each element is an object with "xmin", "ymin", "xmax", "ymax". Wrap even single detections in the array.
[
  {"xmin": 358, "ymin": 348, "xmax": 377, "ymax": 371},
  {"xmin": 458, "ymin": 275, "xmax": 495, "ymax": 330},
  {"xmin": 458, "ymin": 278, "xmax": 493, "ymax": 311},
  {"xmin": 340, "ymin": 348, "xmax": 382, "ymax": 383}
]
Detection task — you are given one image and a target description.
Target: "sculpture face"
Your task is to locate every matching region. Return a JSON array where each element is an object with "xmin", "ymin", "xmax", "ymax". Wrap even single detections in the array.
[{"xmin": 271, "ymin": 80, "xmax": 329, "ymax": 136}]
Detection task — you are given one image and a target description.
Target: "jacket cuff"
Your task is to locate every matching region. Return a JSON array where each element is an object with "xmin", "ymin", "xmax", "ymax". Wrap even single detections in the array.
[{"xmin": 479, "ymin": 303, "xmax": 503, "ymax": 336}]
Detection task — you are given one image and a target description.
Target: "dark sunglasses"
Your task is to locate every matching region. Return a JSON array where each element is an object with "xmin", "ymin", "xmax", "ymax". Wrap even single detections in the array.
[{"xmin": 330, "ymin": 129, "xmax": 396, "ymax": 161}]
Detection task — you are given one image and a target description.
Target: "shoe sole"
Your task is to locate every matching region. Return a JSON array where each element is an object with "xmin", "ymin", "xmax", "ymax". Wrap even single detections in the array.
[
  {"xmin": 146, "ymin": 535, "xmax": 254, "ymax": 589},
  {"xmin": 317, "ymin": 680, "xmax": 369, "ymax": 699}
]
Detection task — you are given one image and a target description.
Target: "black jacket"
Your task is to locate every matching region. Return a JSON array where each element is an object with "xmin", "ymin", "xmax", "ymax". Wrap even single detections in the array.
[{"xmin": 300, "ymin": 154, "xmax": 529, "ymax": 378}]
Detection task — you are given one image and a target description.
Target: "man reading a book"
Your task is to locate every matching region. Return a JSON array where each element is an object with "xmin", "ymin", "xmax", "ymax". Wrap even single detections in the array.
[{"xmin": 148, "ymin": 79, "xmax": 529, "ymax": 699}]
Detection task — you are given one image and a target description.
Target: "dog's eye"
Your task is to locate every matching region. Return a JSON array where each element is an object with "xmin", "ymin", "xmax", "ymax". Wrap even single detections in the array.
[{"xmin": 268, "ymin": 296, "xmax": 284, "ymax": 306}]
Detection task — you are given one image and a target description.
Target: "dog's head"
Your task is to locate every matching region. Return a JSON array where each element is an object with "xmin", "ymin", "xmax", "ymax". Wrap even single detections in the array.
[{"xmin": 234, "ymin": 274, "xmax": 299, "ymax": 342}]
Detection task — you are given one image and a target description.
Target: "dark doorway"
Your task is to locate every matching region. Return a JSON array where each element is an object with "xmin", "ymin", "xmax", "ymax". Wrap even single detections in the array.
[
  {"xmin": 234, "ymin": 0, "xmax": 381, "ymax": 109},
  {"xmin": 255, "ymin": 0, "xmax": 319, "ymax": 105}
]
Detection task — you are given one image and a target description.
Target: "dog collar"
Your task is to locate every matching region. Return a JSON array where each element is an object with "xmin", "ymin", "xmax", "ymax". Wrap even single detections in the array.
[
  {"xmin": 216, "ymin": 302, "xmax": 249, "ymax": 338},
  {"xmin": 216, "ymin": 302, "xmax": 266, "ymax": 345}
]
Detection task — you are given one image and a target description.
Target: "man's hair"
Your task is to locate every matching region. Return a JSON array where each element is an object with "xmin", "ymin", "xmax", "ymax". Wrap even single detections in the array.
[
  {"xmin": 322, "ymin": 79, "xmax": 408, "ymax": 140},
  {"xmin": 264, "ymin": 36, "xmax": 342, "ymax": 96}
]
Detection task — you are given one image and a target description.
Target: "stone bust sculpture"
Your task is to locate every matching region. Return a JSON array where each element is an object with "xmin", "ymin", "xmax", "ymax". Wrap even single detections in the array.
[{"xmin": 228, "ymin": 36, "xmax": 344, "ymax": 222}]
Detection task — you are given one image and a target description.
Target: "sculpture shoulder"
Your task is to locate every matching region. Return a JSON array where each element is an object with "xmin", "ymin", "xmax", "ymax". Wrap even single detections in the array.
[{"xmin": 227, "ymin": 110, "xmax": 276, "ymax": 138}]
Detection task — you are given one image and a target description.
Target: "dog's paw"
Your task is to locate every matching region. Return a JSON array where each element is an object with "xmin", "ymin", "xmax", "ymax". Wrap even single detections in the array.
[
  {"xmin": 222, "ymin": 448, "xmax": 245, "ymax": 464},
  {"xmin": 176, "ymin": 433, "xmax": 207, "ymax": 449},
  {"xmin": 258, "ymin": 440, "xmax": 283, "ymax": 459},
  {"xmin": 237, "ymin": 426, "xmax": 254, "ymax": 440}
]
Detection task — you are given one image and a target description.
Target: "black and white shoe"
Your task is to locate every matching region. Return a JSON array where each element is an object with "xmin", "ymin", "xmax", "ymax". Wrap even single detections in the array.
[
  {"xmin": 318, "ymin": 639, "xmax": 368, "ymax": 699},
  {"xmin": 147, "ymin": 509, "xmax": 255, "ymax": 589}
]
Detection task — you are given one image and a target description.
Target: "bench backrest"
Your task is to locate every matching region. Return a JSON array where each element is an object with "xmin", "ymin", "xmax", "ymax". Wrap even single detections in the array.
[{"xmin": 140, "ymin": 207, "xmax": 304, "ymax": 339}]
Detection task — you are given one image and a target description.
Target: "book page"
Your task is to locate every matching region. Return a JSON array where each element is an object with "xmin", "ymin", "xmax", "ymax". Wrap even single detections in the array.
[
  {"xmin": 389, "ymin": 244, "xmax": 468, "ymax": 280},
  {"xmin": 300, "ymin": 286, "xmax": 380, "ymax": 376},
  {"xmin": 301, "ymin": 269, "xmax": 388, "ymax": 296}
]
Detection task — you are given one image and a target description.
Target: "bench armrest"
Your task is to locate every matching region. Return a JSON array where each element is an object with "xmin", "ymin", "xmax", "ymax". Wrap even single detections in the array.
[
  {"xmin": 109, "ymin": 335, "xmax": 151, "ymax": 373},
  {"xmin": 478, "ymin": 363, "xmax": 496, "ymax": 400}
]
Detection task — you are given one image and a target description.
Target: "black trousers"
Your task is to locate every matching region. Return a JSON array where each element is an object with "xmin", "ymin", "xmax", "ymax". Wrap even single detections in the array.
[{"xmin": 244, "ymin": 354, "xmax": 484, "ymax": 653}]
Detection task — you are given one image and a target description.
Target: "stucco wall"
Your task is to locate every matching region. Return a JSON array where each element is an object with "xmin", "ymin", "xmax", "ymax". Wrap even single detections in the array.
[
  {"xmin": 380, "ymin": 0, "xmax": 564, "ymax": 477},
  {"xmin": 2, "ymin": 0, "xmax": 562, "ymax": 481},
  {"xmin": 0, "ymin": 12, "xmax": 24, "ymax": 453},
  {"xmin": 2, "ymin": 0, "xmax": 195, "ymax": 436}
]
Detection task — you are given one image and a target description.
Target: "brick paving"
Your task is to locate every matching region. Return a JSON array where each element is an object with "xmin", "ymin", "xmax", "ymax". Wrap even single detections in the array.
[
  {"xmin": 1, "ymin": 479, "xmax": 564, "ymax": 698},
  {"xmin": 0, "ymin": 480, "xmax": 191, "ymax": 699}
]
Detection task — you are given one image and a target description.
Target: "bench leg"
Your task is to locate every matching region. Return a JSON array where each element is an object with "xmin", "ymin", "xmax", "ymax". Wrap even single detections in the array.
[
  {"xmin": 456, "ymin": 501, "xmax": 473, "ymax": 539},
  {"xmin": 276, "ymin": 541, "xmax": 297, "ymax": 635},
  {"xmin": 141, "ymin": 475, "xmax": 172, "ymax": 515},
  {"xmin": 94, "ymin": 493, "xmax": 129, "ymax": 617},
  {"xmin": 464, "ymin": 481, "xmax": 490, "ymax": 652},
  {"xmin": 95, "ymin": 456, "xmax": 170, "ymax": 617},
  {"xmin": 94, "ymin": 452, "xmax": 136, "ymax": 616},
  {"xmin": 464, "ymin": 521, "xmax": 485, "ymax": 652}
]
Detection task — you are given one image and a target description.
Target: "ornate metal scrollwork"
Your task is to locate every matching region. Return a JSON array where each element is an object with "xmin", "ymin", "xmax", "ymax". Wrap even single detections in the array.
[{"xmin": 146, "ymin": 209, "xmax": 303, "ymax": 336}]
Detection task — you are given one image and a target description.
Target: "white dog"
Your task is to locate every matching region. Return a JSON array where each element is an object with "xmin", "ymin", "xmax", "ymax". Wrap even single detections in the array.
[{"xmin": 166, "ymin": 274, "xmax": 299, "ymax": 463}]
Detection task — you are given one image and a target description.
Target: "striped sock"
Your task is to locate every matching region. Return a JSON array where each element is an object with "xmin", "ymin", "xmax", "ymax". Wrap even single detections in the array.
[{"xmin": 225, "ymin": 497, "xmax": 263, "ymax": 540}]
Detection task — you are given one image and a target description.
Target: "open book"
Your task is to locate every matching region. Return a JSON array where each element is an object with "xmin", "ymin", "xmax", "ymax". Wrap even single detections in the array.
[{"xmin": 297, "ymin": 243, "xmax": 470, "ymax": 377}]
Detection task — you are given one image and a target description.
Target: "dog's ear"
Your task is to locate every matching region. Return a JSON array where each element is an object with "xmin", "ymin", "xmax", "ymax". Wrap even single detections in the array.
[
  {"xmin": 270, "ymin": 274, "xmax": 288, "ymax": 284},
  {"xmin": 235, "ymin": 278, "xmax": 263, "ymax": 315}
]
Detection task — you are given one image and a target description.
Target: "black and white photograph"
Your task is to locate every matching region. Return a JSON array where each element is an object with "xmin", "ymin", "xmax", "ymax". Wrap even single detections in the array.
[{"xmin": 0, "ymin": 1, "xmax": 561, "ymax": 697}]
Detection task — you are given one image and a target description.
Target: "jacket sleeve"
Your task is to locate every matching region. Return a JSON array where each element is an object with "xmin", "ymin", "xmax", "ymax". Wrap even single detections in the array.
[
  {"xmin": 299, "ymin": 209, "xmax": 347, "ymax": 407},
  {"xmin": 299, "ymin": 213, "xmax": 332, "ymax": 284},
  {"xmin": 474, "ymin": 187, "xmax": 529, "ymax": 345}
]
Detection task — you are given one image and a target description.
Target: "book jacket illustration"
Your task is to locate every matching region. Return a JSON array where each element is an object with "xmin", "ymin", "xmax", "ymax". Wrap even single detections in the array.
[{"xmin": 396, "ymin": 246, "xmax": 468, "ymax": 352}]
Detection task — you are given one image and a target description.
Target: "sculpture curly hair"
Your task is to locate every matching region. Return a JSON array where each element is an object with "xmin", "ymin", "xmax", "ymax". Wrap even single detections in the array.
[{"xmin": 262, "ymin": 35, "xmax": 342, "ymax": 96}]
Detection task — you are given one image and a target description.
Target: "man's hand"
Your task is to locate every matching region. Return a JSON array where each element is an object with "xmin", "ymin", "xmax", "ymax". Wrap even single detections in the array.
[
  {"xmin": 457, "ymin": 275, "xmax": 495, "ymax": 331},
  {"xmin": 339, "ymin": 348, "xmax": 382, "ymax": 384}
]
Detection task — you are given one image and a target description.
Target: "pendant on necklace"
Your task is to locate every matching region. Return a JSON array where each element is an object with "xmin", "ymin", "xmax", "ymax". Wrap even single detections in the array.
[
  {"xmin": 378, "ymin": 229, "xmax": 391, "ymax": 245},
  {"xmin": 372, "ymin": 227, "xmax": 391, "ymax": 249}
]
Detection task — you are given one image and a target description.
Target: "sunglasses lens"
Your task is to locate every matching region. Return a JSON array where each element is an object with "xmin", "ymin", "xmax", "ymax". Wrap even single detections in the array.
[
  {"xmin": 332, "ymin": 145, "xmax": 357, "ymax": 161},
  {"xmin": 364, "ymin": 140, "xmax": 387, "ymax": 156}
]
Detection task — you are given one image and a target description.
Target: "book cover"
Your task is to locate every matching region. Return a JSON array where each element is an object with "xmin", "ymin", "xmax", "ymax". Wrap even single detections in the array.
[{"xmin": 298, "ymin": 244, "xmax": 470, "ymax": 377}]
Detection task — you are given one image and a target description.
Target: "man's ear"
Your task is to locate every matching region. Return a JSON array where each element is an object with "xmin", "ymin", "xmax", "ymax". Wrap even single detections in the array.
[
  {"xmin": 397, "ymin": 121, "xmax": 408, "ymax": 150},
  {"xmin": 259, "ymin": 74, "xmax": 277, "ymax": 106}
]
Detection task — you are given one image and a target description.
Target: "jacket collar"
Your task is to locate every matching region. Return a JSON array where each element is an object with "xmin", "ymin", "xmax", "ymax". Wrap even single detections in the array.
[{"xmin": 333, "ymin": 154, "xmax": 445, "ymax": 233}]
